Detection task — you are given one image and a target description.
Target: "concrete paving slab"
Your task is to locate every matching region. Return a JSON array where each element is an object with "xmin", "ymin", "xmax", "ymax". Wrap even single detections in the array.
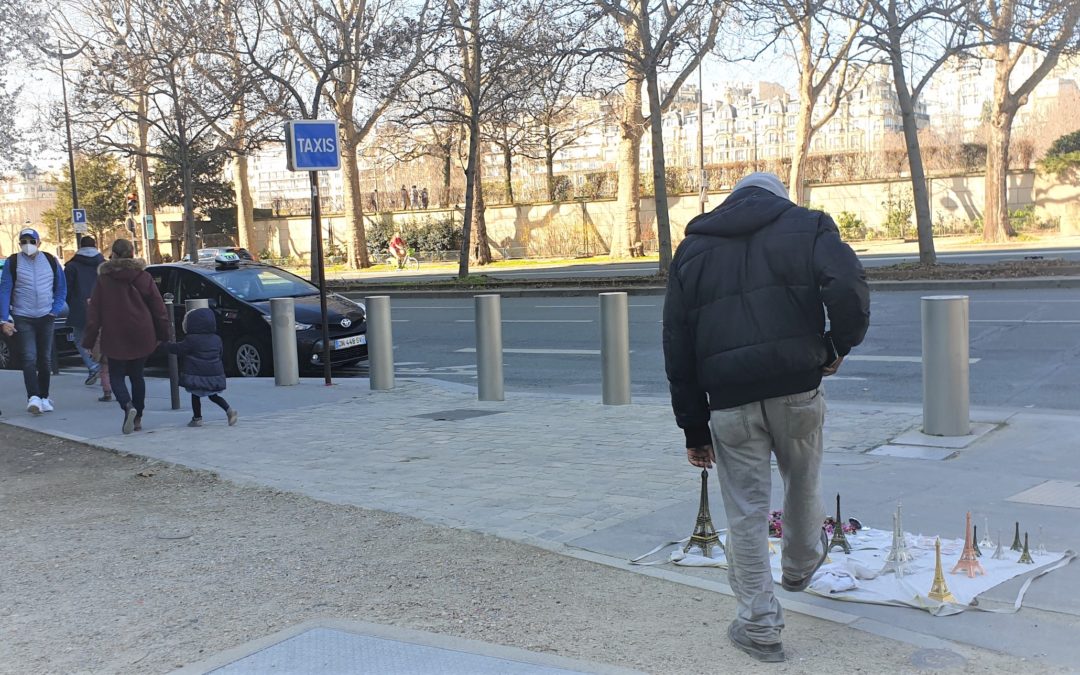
[
  {"xmin": 867, "ymin": 444, "xmax": 958, "ymax": 461},
  {"xmin": 1008, "ymin": 480, "xmax": 1080, "ymax": 509},
  {"xmin": 171, "ymin": 620, "xmax": 642, "ymax": 675},
  {"xmin": 891, "ymin": 422, "xmax": 1000, "ymax": 449}
]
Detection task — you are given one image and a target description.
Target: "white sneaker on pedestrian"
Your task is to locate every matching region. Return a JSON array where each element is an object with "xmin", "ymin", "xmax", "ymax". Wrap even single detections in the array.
[
  {"xmin": 27, "ymin": 396, "xmax": 42, "ymax": 415},
  {"xmin": 40, "ymin": 398, "xmax": 54, "ymax": 413}
]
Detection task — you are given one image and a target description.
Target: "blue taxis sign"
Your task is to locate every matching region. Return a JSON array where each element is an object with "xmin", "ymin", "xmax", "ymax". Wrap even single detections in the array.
[{"xmin": 285, "ymin": 120, "xmax": 341, "ymax": 171}]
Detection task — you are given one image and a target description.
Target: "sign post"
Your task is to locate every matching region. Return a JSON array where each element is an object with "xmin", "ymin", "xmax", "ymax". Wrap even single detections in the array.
[
  {"xmin": 285, "ymin": 119, "xmax": 341, "ymax": 386},
  {"xmin": 72, "ymin": 208, "xmax": 87, "ymax": 235}
]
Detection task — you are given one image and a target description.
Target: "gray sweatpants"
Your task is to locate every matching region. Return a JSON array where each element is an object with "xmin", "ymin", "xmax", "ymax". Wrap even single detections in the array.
[{"xmin": 709, "ymin": 387, "xmax": 827, "ymax": 644}]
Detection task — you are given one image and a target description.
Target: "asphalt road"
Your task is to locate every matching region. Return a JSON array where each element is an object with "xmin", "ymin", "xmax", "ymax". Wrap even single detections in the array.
[
  {"xmin": 343, "ymin": 288, "xmax": 1080, "ymax": 411},
  {"xmin": 354, "ymin": 246, "xmax": 1080, "ymax": 284}
]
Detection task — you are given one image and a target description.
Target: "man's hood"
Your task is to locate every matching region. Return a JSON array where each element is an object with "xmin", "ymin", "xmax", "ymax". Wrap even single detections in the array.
[
  {"xmin": 685, "ymin": 187, "xmax": 796, "ymax": 238},
  {"xmin": 98, "ymin": 257, "xmax": 147, "ymax": 281},
  {"xmin": 73, "ymin": 247, "xmax": 104, "ymax": 264}
]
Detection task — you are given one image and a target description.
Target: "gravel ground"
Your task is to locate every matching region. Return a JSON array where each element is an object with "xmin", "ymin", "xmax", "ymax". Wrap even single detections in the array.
[{"xmin": 0, "ymin": 425, "xmax": 1056, "ymax": 674}]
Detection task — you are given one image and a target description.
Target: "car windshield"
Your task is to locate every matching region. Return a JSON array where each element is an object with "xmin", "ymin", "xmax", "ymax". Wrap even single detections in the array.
[{"xmin": 208, "ymin": 266, "xmax": 319, "ymax": 301}]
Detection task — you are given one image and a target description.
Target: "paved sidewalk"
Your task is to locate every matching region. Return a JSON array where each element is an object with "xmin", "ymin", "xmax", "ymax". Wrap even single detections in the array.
[{"xmin": 4, "ymin": 369, "xmax": 1079, "ymax": 668}]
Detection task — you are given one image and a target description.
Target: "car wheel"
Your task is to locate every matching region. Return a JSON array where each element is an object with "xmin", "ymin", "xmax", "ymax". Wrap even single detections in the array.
[
  {"xmin": 233, "ymin": 339, "xmax": 271, "ymax": 377},
  {"xmin": 0, "ymin": 335, "xmax": 14, "ymax": 370}
]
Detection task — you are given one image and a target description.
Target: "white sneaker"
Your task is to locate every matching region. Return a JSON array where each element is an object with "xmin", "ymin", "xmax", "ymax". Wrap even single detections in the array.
[
  {"xmin": 27, "ymin": 396, "xmax": 42, "ymax": 415},
  {"xmin": 40, "ymin": 398, "xmax": 54, "ymax": 413}
]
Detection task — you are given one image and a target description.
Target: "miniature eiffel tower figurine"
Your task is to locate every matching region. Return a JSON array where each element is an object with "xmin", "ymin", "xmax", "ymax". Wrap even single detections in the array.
[
  {"xmin": 991, "ymin": 532, "xmax": 1006, "ymax": 560},
  {"xmin": 979, "ymin": 517, "xmax": 994, "ymax": 551},
  {"xmin": 1010, "ymin": 521, "xmax": 1023, "ymax": 552},
  {"xmin": 972, "ymin": 525, "xmax": 983, "ymax": 557},
  {"xmin": 1018, "ymin": 532, "xmax": 1035, "ymax": 564},
  {"xmin": 951, "ymin": 511, "xmax": 986, "ymax": 578},
  {"xmin": 882, "ymin": 504, "xmax": 913, "ymax": 574},
  {"xmin": 928, "ymin": 537, "xmax": 957, "ymax": 603},
  {"xmin": 827, "ymin": 493, "xmax": 852, "ymax": 554},
  {"xmin": 1036, "ymin": 526, "xmax": 1048, "ymax": 556},
  {"xmin": 684, "ymin": 469, "xmax": 722, "ymax": 558}
]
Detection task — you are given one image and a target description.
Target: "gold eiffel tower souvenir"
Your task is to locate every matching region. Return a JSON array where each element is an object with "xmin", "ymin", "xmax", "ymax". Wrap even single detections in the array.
[
  {"xmin": 827, "ymin": 493, "xmax": 852, "ymax": 554},
  {"xmin": 684, "ymin": 469, "xmax": 722, "ymax": 558},
  {"xmin": 1010, "ymin": 521, "xmax": 1023, "ymax": 552},
  {"xmin": 951, "ymin": 512, "xmax": 986, "ymax": 578},
  {"xmin": 1018, "ymin": 533, "xmax": 1035, "ymax": 564},
  {"xmin": 927, "ymin": 537, "xmax": 957, "ymax": 603},
  {"xmin": 972, "ymin": 525, "xmax": 983, "ymax": 557}
]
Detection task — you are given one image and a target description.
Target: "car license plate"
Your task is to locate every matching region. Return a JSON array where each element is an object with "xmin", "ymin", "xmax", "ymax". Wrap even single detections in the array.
[{"xmin": 332, "ymin": 334, "xmax": 366, "ymax": 350}]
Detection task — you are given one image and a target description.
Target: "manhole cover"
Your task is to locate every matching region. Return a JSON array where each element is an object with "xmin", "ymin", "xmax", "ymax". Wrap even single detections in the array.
[{"xmin": 413, "ymin": 409, "xmax": 504, "ymax": 422}]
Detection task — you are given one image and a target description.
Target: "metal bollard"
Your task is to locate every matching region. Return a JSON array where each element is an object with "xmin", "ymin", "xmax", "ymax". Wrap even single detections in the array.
[
  {"xmin": 270, "ymin": 298, "xmax": 299, "ymax": 386},
  {"xmin": 921, "ymin": 295, "xmax": 970, "ymax": 436},
  {"xmin": 366, "ymin": 295, "xmax": 394, "ymax": 390},
  {"xmin": 186, "ymin": 298, "xmax": 209, "ymax": 313},
  {"xmin": 164, "ymin": 296, "xmax": 180, "ymax": 409},
  {"xmin": 475, "ymin": 294, "xmax": 504, "ymax": 401},
  {"xmin": 600, "ymin": 292, "xmax": 631, "ymax": 405}
]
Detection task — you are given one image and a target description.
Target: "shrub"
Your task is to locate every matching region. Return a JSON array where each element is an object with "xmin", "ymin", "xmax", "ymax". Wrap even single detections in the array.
[
  {"xmin": 836, "ymin": 211, "xmax": 867, "ymax": 241},
  {"xmin": 882, "ymin": 191, "xmax": 913, "ymax": 239},
  {"xmin": 1039, "ymin": 130, "xmax": 1080, "ymax": 175}
]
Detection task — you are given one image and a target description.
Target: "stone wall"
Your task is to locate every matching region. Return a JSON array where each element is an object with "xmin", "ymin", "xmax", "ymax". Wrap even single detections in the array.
[{"xmin": 252, "ymin": 170, "xmax": 1078, "ymax": 261}]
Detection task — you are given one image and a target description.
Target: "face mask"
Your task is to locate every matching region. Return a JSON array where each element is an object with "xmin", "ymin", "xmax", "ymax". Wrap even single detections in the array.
[{"xmin": 20, "ymin": 243, "xmax": 37, "ymax": 255}]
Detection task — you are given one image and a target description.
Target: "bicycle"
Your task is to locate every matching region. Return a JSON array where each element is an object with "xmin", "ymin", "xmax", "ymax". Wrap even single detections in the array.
[{"xmin": 383, "ymin": 248, "xmax": 420, "ymax": 272}]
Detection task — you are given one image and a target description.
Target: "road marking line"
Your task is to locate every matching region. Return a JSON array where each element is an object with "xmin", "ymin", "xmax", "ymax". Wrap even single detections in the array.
[
  {"xmin": 847, "ymin": 355, "xmax": 982, "ymax": 364},
  {"xmin": 970, "ymin": 319, "xmax": 1080, "ymax": 324},
  {"xmin": 454, "ymin": 319, "xmax": 594, "ymax": 323},
  {"xmin": 456, "ymin": 347, "xmax": 602, "ymax": 355},
  {"xmin": 534, "ymin": 304, "xmax": 657, "ymax": 308},
  {"xmin": 391, "ymin": 319, "xmax": 410, "ymax": 322},
  {"xmin": 394, "ymin": 306, "xmax": 470, "ymax": 310},
  {"xmin": 972, "ymin": 300, "xmax": 1080, "ymax": 304},
  {"xmin": 826, "ymin": 376, "xmax": 868, "ymax": 381}
]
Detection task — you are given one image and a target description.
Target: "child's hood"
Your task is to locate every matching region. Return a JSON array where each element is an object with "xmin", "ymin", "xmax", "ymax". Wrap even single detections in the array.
[{"xmin": 182, "ymin": 307, "xmax": 217, "ymax": 335}]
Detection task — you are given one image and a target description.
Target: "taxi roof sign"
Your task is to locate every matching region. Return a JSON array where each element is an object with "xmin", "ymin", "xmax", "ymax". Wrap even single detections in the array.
[{"xmin": 215, "ymin": 252, "xmax": 242, "ymax": 269}]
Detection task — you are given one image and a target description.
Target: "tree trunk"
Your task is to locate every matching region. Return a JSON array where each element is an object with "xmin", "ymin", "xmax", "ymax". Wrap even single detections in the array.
[
  {"xmin": 135, "ymin": 93, "xmax": 159, "ymax": 262},
  {"xmin": 503, "ymin": 146, "xmax": 514, "ymax": 204},
  {"xmin": 232, "ymin": 153, "xmax": 256, "ymax": 253},
  {"xmin": 984, "ymin": 105, "xmax": 1016, "ymax": 243},
  {"xmin": 340, "ymin": 125, "xmax": 370, "ymax": 269},
  {"xmin": 646, "ymin": 68, "xmax": 672, "ymax": 273},
  {"xmin": 789, "ymin": 67, "xmax": 815, "ymax": 206},
  {"xmin": 544, "ymin": 130, "xmax": 555, "ymax": 202},
  {"xmin": 441, "ymin": 144, "xmax": 452, "ymax": 208},
  {"xmin": 612, "ymin": 20, "xmax": 645, "ymax": 261},
  {"xmin": 181, "ymin": 161, "xmax": 197, "ymax": 261},
  {"xmin": 473, "ymin": 158, "xmax": 491, "ymax": 264},
  {"xmin": 889, "ymin": 49, "xmax": 936, "ymax": 264},
  {"xmin": 459, "ymin": 118, "xmax": 479, "ymax": 277}
]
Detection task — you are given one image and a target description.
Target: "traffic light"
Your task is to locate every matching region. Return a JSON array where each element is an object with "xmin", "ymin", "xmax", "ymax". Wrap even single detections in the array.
[{"xmin": 126, "ymin": 192, "xmax": 138, "ymax": 215}]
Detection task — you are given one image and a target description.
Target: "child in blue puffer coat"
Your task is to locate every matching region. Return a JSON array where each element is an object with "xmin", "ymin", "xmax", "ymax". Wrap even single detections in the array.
[{"xmin": 167, "ymin": 307, "xmax": 238, "ymax": 427}]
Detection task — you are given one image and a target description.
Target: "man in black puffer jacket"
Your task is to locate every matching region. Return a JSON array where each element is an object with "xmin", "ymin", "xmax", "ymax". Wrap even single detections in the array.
[
  {"xmin": 167, "ymin": 307, "xmax": 238, "ymax": 427},
  {"xmin": 663, "ymin": 172, "xmax": 869, "ymax": 663}
]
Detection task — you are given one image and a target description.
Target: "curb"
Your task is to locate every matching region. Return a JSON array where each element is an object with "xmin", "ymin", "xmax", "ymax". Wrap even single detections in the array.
[{"xmin": 336, "ymin": 276, "xmax": 1080, "ymax": 299}]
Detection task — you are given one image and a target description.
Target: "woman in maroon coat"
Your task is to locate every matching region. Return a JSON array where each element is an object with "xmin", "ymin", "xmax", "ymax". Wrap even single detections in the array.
[{"xmin": 82, "ymin": 239, "xmax": 169, "ymax": 434}]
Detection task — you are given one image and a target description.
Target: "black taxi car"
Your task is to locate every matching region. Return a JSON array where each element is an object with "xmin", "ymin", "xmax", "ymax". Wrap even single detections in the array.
[{"xmin": 147, "ymin": 256, "xmax": 367, "ymax": 377}]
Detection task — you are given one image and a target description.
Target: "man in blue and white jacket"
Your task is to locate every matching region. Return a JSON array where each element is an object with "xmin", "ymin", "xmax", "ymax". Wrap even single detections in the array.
[{"xmin": 0, "ymin": 227, "xmax": 68, "ymax": 414}]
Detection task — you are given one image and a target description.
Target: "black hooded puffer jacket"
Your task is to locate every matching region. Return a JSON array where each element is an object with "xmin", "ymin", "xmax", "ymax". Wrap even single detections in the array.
[{"xmin": 663, "ymin": 186, "xmax": 870, "ymax": 447}]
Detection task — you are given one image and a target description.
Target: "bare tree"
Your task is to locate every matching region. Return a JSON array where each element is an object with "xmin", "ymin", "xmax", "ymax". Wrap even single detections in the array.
[
  {"xmin": 977, "ymin": 0, "xmax": 1080, "ymax": 242},
  {"xmin": 853, "ymin": 0, "xmax": 983, "ymax": 264},
  {"xmin": 65, "ymin": 0, "xmax": 248, "ymax": 260},
  {"xmin": 263, "ymin": 0, "xmax": 437, "ymax": 270},
  {"xmin": 749, "ymin": 0, "xmax": 869, "ymax": 205},
  {"xmin": 587, "ymin": 0, "xmax": 724, "ymax": 272},
  {"xmin": 0, "ymin": 0, "xmax": 45, "ymax": 167},
  {"xmin": 403, "ymin": 0, "xmax": 546, "ymax": 276},
  {"xmin": 520, "ymin": 28, "xmax": 602, "ymax": 202}
]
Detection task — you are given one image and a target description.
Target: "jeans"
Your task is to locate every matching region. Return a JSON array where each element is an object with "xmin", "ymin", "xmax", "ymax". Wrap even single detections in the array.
[
  {"xmin": 109, "ymin": 357, "xmax": 147, "ymax": 414},
  {"xmin": 13, "ymin": 315, "xmax": 54, "ymax": 399},
  {"xmin": 72, "ymin": 326, "xmax": 100, "ymax": 375},
  {"xmin": 709, "ymin": 388, "xmax": 827, "ymax": 645}
]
